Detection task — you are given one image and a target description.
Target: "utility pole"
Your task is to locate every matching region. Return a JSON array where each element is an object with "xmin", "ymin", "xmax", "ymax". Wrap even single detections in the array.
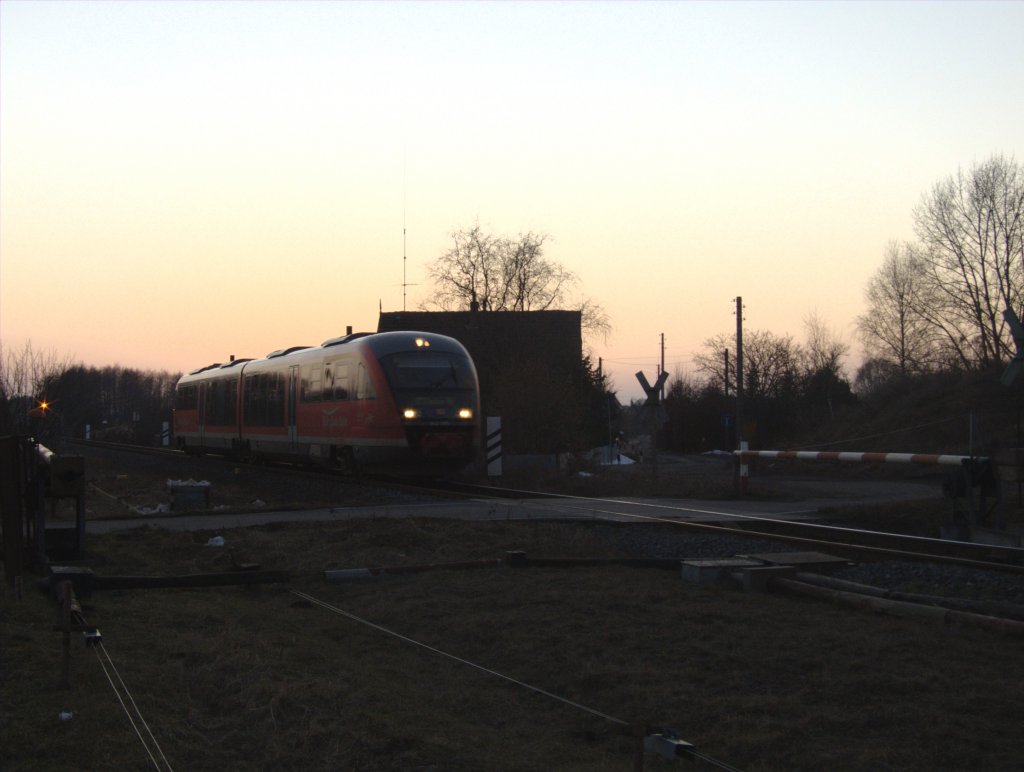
[
  {"xmin": 734, "ymin": 296, "xmax": 748, "ymax": 494},
  {"xmin": 723, "ymin": 348, "xmax": 731, "ymax": 449},
  {"xmin": 735, "ymin": 297, "xmax": 744, "ymax": 450},
  {"xmin": 660, "ymin": 333, "xmax": 666, "ymax": 402},
  {"xmin": 723, "ymin": 349, "xmax": 730, "ymax": 396}
]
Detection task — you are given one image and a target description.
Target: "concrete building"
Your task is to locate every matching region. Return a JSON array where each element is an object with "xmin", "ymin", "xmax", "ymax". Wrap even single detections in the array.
[{"xmin": 377, "ymin": 310, "xmax": 595, "ymax": 455}]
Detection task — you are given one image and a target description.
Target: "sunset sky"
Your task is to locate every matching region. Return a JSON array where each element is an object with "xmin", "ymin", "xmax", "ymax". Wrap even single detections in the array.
[{"xmin": 2, "ymin": 1, "xmax": 1022, "ymax": 401}]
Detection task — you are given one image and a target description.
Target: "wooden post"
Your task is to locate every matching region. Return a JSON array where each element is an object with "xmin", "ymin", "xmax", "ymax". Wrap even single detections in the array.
[
  {"xmin": 60, "ymin": 580, "xmax": 72, "ymax": 688},
  {"xmin": 631, "ymin": 723, "xmax": 646, "ymax": 772},
  {"xmin": 0, "ymin": 436, "xmax": 26, "ymax": 588}
]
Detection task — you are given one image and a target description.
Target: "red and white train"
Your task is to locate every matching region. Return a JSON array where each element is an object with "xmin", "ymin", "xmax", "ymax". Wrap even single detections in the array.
[{"xmin": 173, "ymin": 331, "xmax": 480, "ymax": 474}]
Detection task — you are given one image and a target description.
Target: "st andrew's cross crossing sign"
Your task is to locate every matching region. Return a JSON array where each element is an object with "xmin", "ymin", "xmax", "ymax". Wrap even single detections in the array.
[
  {"xmin": 636, "ymin": 370, "xmax": 669, "ymax": 406},
  {"xmin": 1002, "ymin": 308, "xmax": 1024, "ymax": 386}
]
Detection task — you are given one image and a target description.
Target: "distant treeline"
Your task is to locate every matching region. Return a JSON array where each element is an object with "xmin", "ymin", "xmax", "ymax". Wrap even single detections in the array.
[
  {"xmin": 653, "ymin": 365, "xmax": 1019, "ymax": 456},
  {"xmin": 1, "ymin": 351, "xmax": 179, "ymax": 449}
]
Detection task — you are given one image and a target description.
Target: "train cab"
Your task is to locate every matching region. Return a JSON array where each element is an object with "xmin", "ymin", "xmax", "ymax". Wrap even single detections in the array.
[{"xmin": 173, "ymin": 331, "xmax": 480, "ymax": 475}]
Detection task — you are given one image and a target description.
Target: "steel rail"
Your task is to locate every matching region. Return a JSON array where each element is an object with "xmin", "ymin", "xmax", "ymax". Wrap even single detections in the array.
[
  {"xmin": 68, "ymin": 439, "xmax": 1023, "ymax": 571},
  {"xmin": 446, "ymin": 482, "xmax": 1024, "ymax": 574}
]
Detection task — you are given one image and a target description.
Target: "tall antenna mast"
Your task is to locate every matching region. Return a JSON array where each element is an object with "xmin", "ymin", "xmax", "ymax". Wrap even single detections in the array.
[
  {"xmin": 400, "ymin": 150, "xmax": 418, "ymax": 310},
  {"xmin": 403, "ymin": 153, "xmax": 407, "ymax": 311}
]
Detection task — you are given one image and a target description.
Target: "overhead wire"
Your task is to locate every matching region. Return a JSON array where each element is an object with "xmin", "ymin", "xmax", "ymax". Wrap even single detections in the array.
[
  {"xmin": 688, "ymin": 749, "xmax": 747, "ymax": 772},
  {"xmin": 290, "ymin": 589, "xmax": 629, "ymax": 727},
  {"xmin": 93, "ymin": 642, "xmax": 175, "ymax": 772},
  {"xmin": 291, "ymin": 589, "xmax": 746, "ymax": 770},
  {"xmin": 794, "ymin": 413, "xmax": 972, "ymax": 450}
]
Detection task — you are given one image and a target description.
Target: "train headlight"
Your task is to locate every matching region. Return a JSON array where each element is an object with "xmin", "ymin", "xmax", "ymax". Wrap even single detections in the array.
[
  {"xmin": 415, "ymin": 338, "xmax": 430, "ymax": 348},
  {"xmin": 457, "ymin": 408, "xmax": 473, "ymax": 420},
  {"xmin": 403, "ymin": 408, "xmax": 420, "ymax": 420}
]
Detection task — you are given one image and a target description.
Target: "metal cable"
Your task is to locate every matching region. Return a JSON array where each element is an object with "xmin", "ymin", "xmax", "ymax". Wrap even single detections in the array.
[
  {"xmin": 689, "ymin": 749, "xmax": 747, "ymax": 772},
  {"xmin": 93, "ymin": 647, "xmax": 163, "ymax": 771},
  {"xmin": 94, "ymin": 643, "xmax": 175, "ymax": 772},
  {"xmin": 291, "ymin": 589, "xmax": 629, "ymax": 726},
  {"xmin": 793, "ymin": 413, "xmax": 968, "ymax": 450},
  {"xmin": 292, "ymin": 589, "xmax": 746, "ymax": 770}
]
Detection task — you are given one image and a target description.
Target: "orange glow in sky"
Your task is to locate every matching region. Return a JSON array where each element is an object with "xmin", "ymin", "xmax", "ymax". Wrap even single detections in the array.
[{"xmin": 2, "ymin": 1, "xmax": 1022, "ymax": 401}]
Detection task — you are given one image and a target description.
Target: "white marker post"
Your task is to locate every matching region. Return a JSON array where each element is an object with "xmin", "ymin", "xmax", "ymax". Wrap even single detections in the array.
[{"xmin": 486, "ymin": 416, "xmax": 502, "ymax": 477}]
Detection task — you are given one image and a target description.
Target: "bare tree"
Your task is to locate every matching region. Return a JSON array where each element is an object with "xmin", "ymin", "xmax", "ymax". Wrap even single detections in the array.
[
  {"xmin": 426, "ymin": 224, "xmax": 566, "ymax": 311},
  {"xmin": 857, "ymin": 241, "xmax": 939, "ymax": 374},
  {"xmin": 804, "ymin": 311, "xmax": 849, "ymax": 377},
  {"xmin": 745, "ymin": 330, "xmax": 805, "ymax": 400},
  {"xmin": 853, "ymin": 357, "xmax": 903, "ymax": 399},
  {"xmin": 0, "ymin": 340, "xmax": 75, "ymax": 433},
  {"xmin": 499, "ymin": 230, "xmax": 571, "ymax": 311},
  {"xmin": 426, "ymin": 225, "xmax": 499, "ymax": 312},
  {"xmin": 578, "ymin": 296, "xmax": 612, "ymax": 344},
  {"xmin": 913, "ymin": 154, "xmax": 1024, "ymax": 369},
  {"xmin": 693, "ymin": 333, "xmax": 732, "ymax": 394},
  {"xmin": 695, "ymin": 330, "xmax": 803, "ymax": 401},
  {"xmin": 425, "ymin": 223, "xmax": 610, "ymax": 340}
]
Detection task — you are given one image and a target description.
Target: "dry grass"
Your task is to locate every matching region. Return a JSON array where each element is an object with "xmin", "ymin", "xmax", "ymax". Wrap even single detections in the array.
[{"xmin": 3, "ymin": 516, "xmax": 1023, "ymax": 771}]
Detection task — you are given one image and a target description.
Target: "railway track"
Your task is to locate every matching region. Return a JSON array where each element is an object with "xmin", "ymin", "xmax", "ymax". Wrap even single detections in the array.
[
  {"xmin": 69, "ymin": 439, "xmax": 1024, "ymax": 573},
  {"xmin": 438, "ymin": 481, "xmax": 1024, "ymax": 574}
]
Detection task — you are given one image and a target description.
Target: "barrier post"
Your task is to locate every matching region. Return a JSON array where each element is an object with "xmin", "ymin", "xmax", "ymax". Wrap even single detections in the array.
[
  {"xmin": 739, "ymin": 440, "xmax": 749, "ymax": 495},
  {"xmin": 486, "ymin": 417, "xmax": 502, "ymax": 478},
  {"xmin": 1, "ymin": 436, "xmax": 26, "ymax": 588},
  {"xmin": 60, "ymin": 581, "xmax": 72, "ymax": 688}
]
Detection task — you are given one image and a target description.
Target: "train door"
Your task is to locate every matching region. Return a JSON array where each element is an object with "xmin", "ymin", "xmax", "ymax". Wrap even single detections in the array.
[
  {"xmin": 288, "ymin": 365, "xmax": 299, "ymax": 448},
  {"xmin": 198, "ymin": 382, "xmax": 207, "ymax": 445}
]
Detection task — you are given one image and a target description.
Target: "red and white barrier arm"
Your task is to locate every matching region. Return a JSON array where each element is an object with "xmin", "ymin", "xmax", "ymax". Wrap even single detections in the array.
[{"xmin": 735, "ymin": 450, "xmax": 985, "ymax": 467}]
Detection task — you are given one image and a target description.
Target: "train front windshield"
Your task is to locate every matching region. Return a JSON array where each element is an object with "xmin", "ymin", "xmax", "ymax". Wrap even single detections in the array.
[
  {"xmin": 380, "ymin": 350, "xmax": 474, "ymax": 389},
  {"xmin": 379, "ymin": 350, "xmax": 477, "ymax": 417}
]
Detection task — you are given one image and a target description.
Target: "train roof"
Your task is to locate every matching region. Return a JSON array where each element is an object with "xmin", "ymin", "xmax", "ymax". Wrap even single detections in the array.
[
  {"xmin": 177, "ymin": 331, "xmax": 471, "ymax": 385},
  {"xmin": 322, "ymin": 332, "xmax": 372, "ymax": 348},
  {"xmin": 266, "ymin": 345, "xmax": 313, "ymax": 359}
]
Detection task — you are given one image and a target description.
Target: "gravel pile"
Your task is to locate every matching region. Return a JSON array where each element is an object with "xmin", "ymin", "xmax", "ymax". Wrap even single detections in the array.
[
  {"xmin": 831, "ymin": 559, "xmax": 1024, "ymax": 607},
  {"xmin": 612, "ymin": 524, "xmax": 1024, "ymax": 610}
]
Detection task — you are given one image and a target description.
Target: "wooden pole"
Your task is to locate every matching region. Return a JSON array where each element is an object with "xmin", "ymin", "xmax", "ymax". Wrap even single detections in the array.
[{"xmin": 60, "ymin": 581, "xmax": 72, "ymax": 688}]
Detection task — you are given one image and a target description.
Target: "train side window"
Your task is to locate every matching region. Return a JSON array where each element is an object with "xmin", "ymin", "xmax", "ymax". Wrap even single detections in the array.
[
  {"xmin": 266, "ymin": 372, "xmax": 284, "ymax": 425},
  {"xmin": 207, "ymin": 380, "xmax": 219, "ymax": 424},
  {"xmin": 243, "ymin": 373, "xmax": 281, "ymax": 426},
  {"xmin": 243, "ymin": 374, "xmax": 259, "ymax": 425},
  {"xmin": 211, "ymin": 377, "xmax": 238, "ymax": 424},
  {"xmin": 334, "ymin": 361, "xmax": 351, "ymax": 400},
  {"xmin": 324, "ymin": 364, "xmax": 334, "ymax": 400},
  {"xmin": 227, "ymin": 378, "xmax": 238, "ymax": 421},
  {"xmin": 325, "ymin": 359, "xmax": 350, "ymax": 400},
  {"xmin": 175, "ymin": 385, "xmax": 197, "ymax": 410},
  {"xmin": 206, "ymin": 378, "xmax": 224, "ymax": 425},
  {"xmin": 355, "ymin": 363, "xmax": 376, "ymax": 400},
  {"xmin": 300, "ymin": 365, "xmax": 311, "ymax": 402},
  {"xmin": 306, "ymin": 364, "xmax": 322, "ymax": 402}
]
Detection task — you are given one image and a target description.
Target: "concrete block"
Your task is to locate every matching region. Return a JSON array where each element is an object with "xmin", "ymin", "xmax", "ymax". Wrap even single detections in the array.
[
  {"xmin": 49, "ymin": 566, "xmax": 96, "ymax": 598},
  {"xmin": 681, "ymin": 558, "xmax": 762, "ymax": 586},
  {"xmin": 167, "ymin": 480, "xmax": 210, "ymax": 511},
  {"xmin": 737, "ymin": 565, "xmax": 797, "ymax": 592},
  {"xmin": 738, "ymin": 551, "xmax": 849, "ymax": 573}
]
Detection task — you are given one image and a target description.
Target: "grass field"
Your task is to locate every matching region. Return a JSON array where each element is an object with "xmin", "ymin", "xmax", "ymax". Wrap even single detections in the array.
[{"xmin": 3, "ymin": 513, "xmax": 1023, "ymax": 771}]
